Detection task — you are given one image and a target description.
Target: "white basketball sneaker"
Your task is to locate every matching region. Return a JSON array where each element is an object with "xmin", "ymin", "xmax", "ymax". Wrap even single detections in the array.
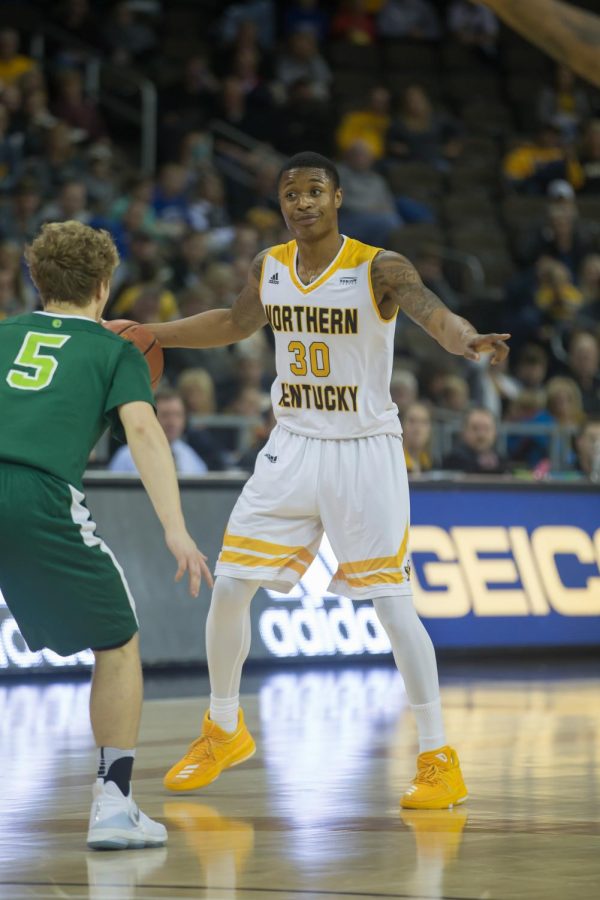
[{"xmin": 87, "ymin": 780, "xmax": 168, "ymax": 850}]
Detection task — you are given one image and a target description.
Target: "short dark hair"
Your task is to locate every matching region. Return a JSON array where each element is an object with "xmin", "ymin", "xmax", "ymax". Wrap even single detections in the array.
[{"xmin": 277, "ymin": 152, "xmax": 340, "ymax": 189}]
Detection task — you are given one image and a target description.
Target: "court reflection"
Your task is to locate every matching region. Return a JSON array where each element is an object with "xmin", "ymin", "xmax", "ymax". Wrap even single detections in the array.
[
  {"xmin": 163, "ymin": 803, "xmax": 254, "ymax": 900},
  {"xmin": 86, "ymin": 848, "xmax": 168, "ymax": 900}
]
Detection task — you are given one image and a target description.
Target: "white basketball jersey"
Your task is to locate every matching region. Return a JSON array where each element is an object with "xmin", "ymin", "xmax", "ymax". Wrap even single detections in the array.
[{"xmin": 260, "ymin": 236, "xmax": 402, "ymax": 440}]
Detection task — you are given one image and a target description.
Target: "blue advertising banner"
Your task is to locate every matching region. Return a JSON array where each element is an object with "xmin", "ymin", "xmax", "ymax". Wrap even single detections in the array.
[{"xmin": 0, "ymin": 478, "xmax": 598, "ymax": 673}]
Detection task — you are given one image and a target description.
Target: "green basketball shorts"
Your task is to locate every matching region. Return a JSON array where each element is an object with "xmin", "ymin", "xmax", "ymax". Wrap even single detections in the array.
[{"xmin": 0, "ymin": 462, "xmax": 139, "ymax": 656}]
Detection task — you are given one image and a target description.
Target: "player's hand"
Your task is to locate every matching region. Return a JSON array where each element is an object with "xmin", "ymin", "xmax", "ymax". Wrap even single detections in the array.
[
  {"xmin": 165, "ymin": 528, "xmax": 214, "ymax": 597},
  {"xmin": 463, "ymin": 333, "xmax": 511, "ymax": 365}
]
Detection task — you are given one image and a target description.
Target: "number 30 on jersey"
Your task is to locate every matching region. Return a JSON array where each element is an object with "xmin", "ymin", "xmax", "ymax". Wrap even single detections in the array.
[{"xmin": 6, "ymin": 331, "xmax": 71, "ymax": 391}]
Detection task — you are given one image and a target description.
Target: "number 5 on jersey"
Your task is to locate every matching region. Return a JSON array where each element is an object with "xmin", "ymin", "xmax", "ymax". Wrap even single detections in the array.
[{"xmin": 7, "ymin": 331, "xmax": 71, "ymax": 391}]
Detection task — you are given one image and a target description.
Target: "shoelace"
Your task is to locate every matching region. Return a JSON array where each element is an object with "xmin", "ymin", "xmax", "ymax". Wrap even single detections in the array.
[
  {"xmin": 186, "ymin": 734, "xmax": 216, "ymax": 763},
  {"xmin": 414, "ymin": 762, "xmax": 447, "ymax": 786}
]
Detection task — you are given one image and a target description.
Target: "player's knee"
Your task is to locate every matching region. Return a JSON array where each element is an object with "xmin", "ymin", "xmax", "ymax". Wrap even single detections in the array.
[
  {"xmin": 212, "ymin": 575, "xmax": 259, "ymax": 609},
  {"xmin": 92, "ymin": 630, "xmax": 139, "ymax": 661}
]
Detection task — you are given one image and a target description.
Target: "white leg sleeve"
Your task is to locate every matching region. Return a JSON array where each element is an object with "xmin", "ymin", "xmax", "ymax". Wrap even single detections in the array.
[
  {"xmin": 206, "ymin": 575, "xmax": 260, "ymax": 700},
  {"xmin": 372, "ymin": 594, "xmax": 446, "ymax": 752}
]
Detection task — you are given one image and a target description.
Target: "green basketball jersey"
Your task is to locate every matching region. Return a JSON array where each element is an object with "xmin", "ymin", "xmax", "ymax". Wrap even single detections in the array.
[{"xmin": 0, "ymin": 311, "xmax": 154, "ymax": 489}]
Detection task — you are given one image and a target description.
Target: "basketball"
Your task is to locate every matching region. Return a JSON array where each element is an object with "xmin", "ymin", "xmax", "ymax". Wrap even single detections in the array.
[{"xmin": 103, "ymin": 319, "xmax": 164, "ymax": 389}]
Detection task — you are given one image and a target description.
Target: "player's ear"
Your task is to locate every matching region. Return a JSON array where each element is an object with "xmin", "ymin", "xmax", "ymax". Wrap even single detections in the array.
[{"xmin": 334, "ymin": 188, "xmax": 343, "ymax": 209}]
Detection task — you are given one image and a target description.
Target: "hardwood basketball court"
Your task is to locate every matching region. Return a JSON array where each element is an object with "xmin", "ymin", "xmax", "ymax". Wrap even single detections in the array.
[{"xmin": 0, "ymin": 663, "xmax": 598, "ymax": 899}]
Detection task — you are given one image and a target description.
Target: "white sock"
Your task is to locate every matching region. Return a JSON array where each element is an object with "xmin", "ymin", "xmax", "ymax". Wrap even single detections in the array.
[
  {"xmin": 209, "ymin": 694, "xmax": 240, "ymax": 734},
  {"xmin": 411, "ymin": 698, "xmax": 446, "ymax": 753},
  {"xmin": 372, "ymin": 594, "xmax": 446, "ymax": 753},
  {"xmin": 205, "ymin": 575, "xmax": 260, "ymax": 732}
]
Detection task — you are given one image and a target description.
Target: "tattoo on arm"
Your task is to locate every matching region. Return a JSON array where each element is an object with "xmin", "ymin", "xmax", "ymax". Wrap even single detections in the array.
[
  {"xmin": 230, "ymin": 250, "xmax": 268, "ymax": 336},
  {"xmin": 371, "ymin": 251, "xmax": 446, "ymax": 327}
]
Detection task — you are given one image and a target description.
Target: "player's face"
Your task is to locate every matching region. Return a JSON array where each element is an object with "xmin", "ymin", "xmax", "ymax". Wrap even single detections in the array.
[{"xmin": 279, "ymin": 169, "xmax": 342, "ymax": 241}]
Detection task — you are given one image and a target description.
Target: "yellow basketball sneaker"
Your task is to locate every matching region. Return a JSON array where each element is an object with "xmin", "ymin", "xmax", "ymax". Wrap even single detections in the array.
[
  {"xmin": 163, "ymin": 709, "xmax": 256, "ymax": 792},
  {"xmin": 400, "ymin": 746, "xmax": 468, "ymax": 810}
]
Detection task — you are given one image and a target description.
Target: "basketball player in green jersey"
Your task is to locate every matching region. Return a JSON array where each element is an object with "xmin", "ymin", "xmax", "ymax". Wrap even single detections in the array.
[
  {"xmin": 149, "ymin": 152, "xmax": 510, "ymax": 810},
  {"xmin": 0, "ymin": 221, "xmax": 212, "ymax": 849}
]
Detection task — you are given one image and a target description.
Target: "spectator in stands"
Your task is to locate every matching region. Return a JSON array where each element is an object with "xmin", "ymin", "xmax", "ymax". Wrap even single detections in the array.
[
  {"xmin": 225, "ymin": 383, "xmax": 264, "ymax": 418},
  {"xmin": 0, "ymin": 29, "xmax": 35, "ymax": 87},
  {"xmin": 414, "ymin": 244, "xmax": 460, "ymax": 311},
  {"xmin": 21, "ymin": 87, "xmax": 58, "ymax": 157},
  {"xmin": 336, "ymin": 87, "xmax": 391, "ymax": 161},
  {"xmin": 178, "ymin": 368, "xmax": 217, "ymax": 416},
  {"xmin": 284, "ymin": 1, "xmax": 329, "ymax": 43},
  {"xmin": 574, "ymin": 418, "xmax": 600, "ymax": 480},
  {"xmin": 32, "ymin": 121, "xmax": 85, "ymax": 191},
  {"xmin": 214, "ymin": 76, "xmax": 276, "ymax": 147},
  {"xmin": 49, "ymin": 0, "xmax": 99, "ymax": 66},
  {"xmin": 502, "ymin": 121, "xmax": 581, "ymax": 194},
  {"xmin": 152, "ymin": 163, "xmax": 191, "ymax": 238},
  {"xmin": 447, "ymin": 1, "xmax": 499, "ymax": 56},
  {"xmin": 576, "ymin": 119, "xmax": 600, "ymax": 195},
  {"xmin": 536, "ymin": 65, "xmax": 590, "ymax": 142},
  {"xmin": 505, "ymin": 388, "xmax": 551, "ymax": 467},
  {"xmin": 0, "ymin": 242, "xmax": 35, "ymax": 312},
  {"xmin": 169, "ymin": 230, "xmax": 211, "ymax": 292},
  {"xmin": 276, "ymin": 77, "xmax": 335, "ymax": 157},
  {"xmin": 376, "ymin": 0, "xmax": 441, "ymax": 41},
  {"xmin": 276, "ymin": 29, "xmax": 332, "ymax": 101},
  {"xmin": 0, "ymin": 266, "xmax": 27, "ymax": 319},
  {"xmin": 520, "ymin": 182, "xmax": 596, "ymax": 276},
  {"xmin": 189, "ymin": 170, "xmax": 231, "ymax": 232},
  {"xmin": 566, "ymin": 331, "xmax": 600, "ymax": 414},
  {"xmin": 513, "ymin": 343, "xmax": 549, "ymax": 391},
  {"xmin": 203, "ymin": 261, "xmax": 238, "ymax": 308},
  {"xmin": 102, "ymin": 1, "xmax": 157, "ymax": 67},
  {"xmin": 578, "ymin": 253, "xmax": 600, "ymax": 325},
  {"xmin": 177, "ymin": 367, "xmax": 228, "ymax": 471},
  {"xmin": 434, "ymin": 373, "xmax": 471, "ymax": 418},
  {"xmin": 331, "ymin": 0, "xmax": 377, "ymax": 45},
  {"xmin": 112, "ymin": 277, "xmax": 179, "ymax": 324},
  {"xmin": 0, "ymin": 104, "xmax": 22, "ymax": 193},
  {"xmin": 41, "ymin": 179, "xmax": 91, "ymax": 224},
  {"xmin": 386, "ymin": 85, "xmax": 462, "ymax": 169},
  {"xmin": 217, "ymin": 1, "xmax": 276, "ymax": 52},
  {"xmin": 546, "ymin": 375, "xmax": 585, "ymax": 432},
  {"xmin": 160, "ymin": 55, "xmax": 219, "ymax": 154},
  {"xmin": 0, "ymin": 177, "xmax": 43, "ymax": 242},
  {"xmin": 401, "ymin": 401, "xmax": 433, "ymax": 474},
  {"xmin": 109, "ymin": 389, "xmax": 208, "ymax": 475},
  {"xmin": 337, "ymin": 139, "xmax": 402, "ymax": 245},
  {"xmin": 84, "ymin": 144, "xmax": 118, "ymax": 212},
  {"xmin": 443, "ymin": 407, "xmax": 508, "ymax": 474},
  {"xmin": 390, "ymin": 369, "xmax": 419, "ymax": 416},
  {"xmin": 52, "ymin": 70, "xmax": 106, "ymax": 143},
  {"xmin": 533, "ymin": 257, "xmax": 584, "ymax": 324}
]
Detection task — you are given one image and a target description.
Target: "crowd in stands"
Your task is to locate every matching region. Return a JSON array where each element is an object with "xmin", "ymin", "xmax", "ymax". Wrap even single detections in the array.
[{"xmin": 1, "ymin": 0, "xmax": 599, "ymax": 480}]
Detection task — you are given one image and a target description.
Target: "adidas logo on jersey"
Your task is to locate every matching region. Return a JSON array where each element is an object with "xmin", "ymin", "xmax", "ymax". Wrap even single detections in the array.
[
  {"xmin": 264, "ymin": 453, "xmax": 278, "ymax": 463},
  {"xmin": 268, "ymin": 273, "xmax": 279, "ymax": 285}
]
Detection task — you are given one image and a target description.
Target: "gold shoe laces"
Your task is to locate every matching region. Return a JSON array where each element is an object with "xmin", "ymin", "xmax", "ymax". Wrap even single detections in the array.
[
  {"xmin": 186, "ymin": 735, "xmax": 216, "ymax": 764},
  {"xmin": 414, "ymin": 762, "xmax": 446, "ymax": 786}
]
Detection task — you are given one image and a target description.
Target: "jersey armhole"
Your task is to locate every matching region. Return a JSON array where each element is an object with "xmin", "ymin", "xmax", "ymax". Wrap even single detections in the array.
[
  {"xmin": 368, "ymin": 252, "xmax": 399, "ymax": 324},
  {"xmin": 258, "ymin": 252, "xmax": 268, "ymax": 304}
]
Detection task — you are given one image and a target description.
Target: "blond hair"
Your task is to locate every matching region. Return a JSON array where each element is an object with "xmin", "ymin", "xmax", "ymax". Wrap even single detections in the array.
[
  {"xmin": 25, "ymin": 221, "xmax": 119, "ymax": 306},
  {"xmin": 177, "ymin": 367, "xmax": 216, "ymax": 415}
]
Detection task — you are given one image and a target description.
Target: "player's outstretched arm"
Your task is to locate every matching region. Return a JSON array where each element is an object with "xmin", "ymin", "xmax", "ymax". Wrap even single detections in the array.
[
  {"xmin": 119, "ymin": 401, "xmax": 214, "ymax": 596},
  {"xmin": 471, "ymin": 0, "xmax": 600, "ymax": 88},
  {"xmin": 147, "ymin": 251, "xmax": 268, "ymax": 349},
  {"xmin": 371, "ymin": 250, "xmax": 510, "ymax": 364}
]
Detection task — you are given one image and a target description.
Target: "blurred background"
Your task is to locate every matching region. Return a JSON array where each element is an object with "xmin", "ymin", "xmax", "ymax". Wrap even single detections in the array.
[{"xmin": 0, "ymin": 0, "xmax": 599, "ymax": 480}]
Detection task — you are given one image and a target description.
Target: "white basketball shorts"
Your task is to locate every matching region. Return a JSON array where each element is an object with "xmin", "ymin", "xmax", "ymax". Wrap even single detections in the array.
[{"xmin": 215, "ymin": 426, "xmax": 413, "ymax": 600}]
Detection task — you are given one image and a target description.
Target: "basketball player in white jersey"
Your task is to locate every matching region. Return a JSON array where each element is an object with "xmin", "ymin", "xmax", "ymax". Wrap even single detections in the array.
[{"xmin": 149, "ymin": 152, "xmax": 510, "ymax": 809}]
